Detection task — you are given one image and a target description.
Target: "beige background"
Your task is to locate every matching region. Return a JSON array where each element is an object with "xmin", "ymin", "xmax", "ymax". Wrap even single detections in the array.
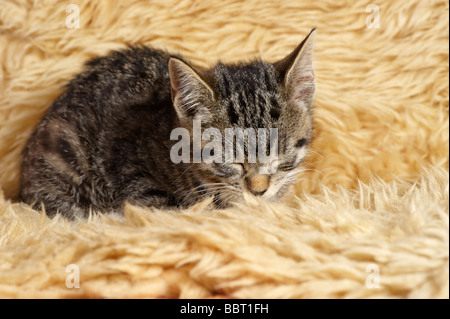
[{"xmin": 0, "ymin": 0, "xmax": 448, "ymax": 298}]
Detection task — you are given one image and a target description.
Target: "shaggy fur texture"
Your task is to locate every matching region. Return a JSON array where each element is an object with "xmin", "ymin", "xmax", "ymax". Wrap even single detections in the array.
[{"xmin": 0, "ymin": 0, "xmax": 448, "ymax": 298}]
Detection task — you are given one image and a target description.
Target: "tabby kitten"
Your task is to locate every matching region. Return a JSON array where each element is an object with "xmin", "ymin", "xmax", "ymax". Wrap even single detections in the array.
[{"xmin": 20, "ymin": 29, "xmax": 316, "ymax": 218}]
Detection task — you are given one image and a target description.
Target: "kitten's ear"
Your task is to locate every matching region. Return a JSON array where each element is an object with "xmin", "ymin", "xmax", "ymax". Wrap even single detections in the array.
[
  {"xmin": 169, "ymin": 58, "xmax": 214, "ymax": 122},
  {"xmin": 274, "ymin": 28, "xmax": 316, "ymax": 110}
]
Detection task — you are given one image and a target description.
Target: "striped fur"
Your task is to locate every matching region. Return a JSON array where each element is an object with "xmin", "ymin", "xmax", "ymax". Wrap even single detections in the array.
[{"xmin": 20, "ymin": 30, "xmax": 316, "ymax": 218}]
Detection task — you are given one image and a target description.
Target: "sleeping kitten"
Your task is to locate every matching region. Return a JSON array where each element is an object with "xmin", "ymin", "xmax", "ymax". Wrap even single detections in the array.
[{"xmin": 20, "ymin": 29, "xmax": 316, "ymax": 218}]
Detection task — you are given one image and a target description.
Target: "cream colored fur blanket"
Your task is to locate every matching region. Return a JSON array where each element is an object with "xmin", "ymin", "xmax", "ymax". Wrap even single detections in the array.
[{"xmin": 0, "ymin": 0, "xmax": 448, "ymax": 298}]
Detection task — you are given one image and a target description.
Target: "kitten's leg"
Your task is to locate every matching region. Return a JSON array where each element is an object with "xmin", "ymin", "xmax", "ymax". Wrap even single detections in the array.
[
  {"xmin": 20, "ymin": 132, "xmax": 91, "ymax": 219},
  {"xmin": 20, "ymin": 159, "xmax": 91, "ymax": 219},
  {"xmin": 20, "ymin": 179, "xmax": 89, "ymax": 219}
]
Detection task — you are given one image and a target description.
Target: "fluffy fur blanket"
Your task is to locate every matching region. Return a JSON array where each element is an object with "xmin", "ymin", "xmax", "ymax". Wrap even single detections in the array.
[{"xmin": 0, "ymin": 0, "xmax": 448, "ymax": 298}]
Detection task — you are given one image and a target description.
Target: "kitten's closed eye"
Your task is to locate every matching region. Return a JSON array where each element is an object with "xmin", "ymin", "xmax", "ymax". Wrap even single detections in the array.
[
  {"xmin": 277, "ymin": 162, "xmax": 297, "ymax": 172},
  {"xmin": 277, "ymin": 139, "xmax": 310, "ymax": 172},
  {"xmin": 214, "ymin": 162, "xmax": 244, "ymax": 177},
  {"xmin": 230, "ymin": 163, "xmax": 245, "ymax": 172}
]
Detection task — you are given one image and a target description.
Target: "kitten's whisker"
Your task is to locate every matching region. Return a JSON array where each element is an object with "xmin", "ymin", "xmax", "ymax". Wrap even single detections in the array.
[
  {"xmin": 173, "ymin": 165, "xmax": 193, "ymax": 185},
  {"xmin": 191, "ymin": 182, "xmax": 229, "ymax": 191},
  {"xmin": 213, "ymin": 189, "xmax": 239, "ymax": 209},
  {"xmin": 295, "ymin": 167, "xmax": 329, "ymax": 184},
  {"xmin": 188, "ymin": 186, "xmax": 235, "ymax": 196},
  {"xmin": 306, "ymin": 150, "xmax": 324, "ymax": 158},
  {"xmin": 192, "ymin": 184, "xmax": 235, "ymax": 193},
  {"xmin": 220, "ymin": 193, "xmax": 239, "ymax": 209}
]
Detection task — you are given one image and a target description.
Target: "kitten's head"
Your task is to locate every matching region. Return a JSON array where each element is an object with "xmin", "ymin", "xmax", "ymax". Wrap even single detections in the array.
[{"xmin": 169, "ymin": 29, "xmax": 316, "ymax": 207}]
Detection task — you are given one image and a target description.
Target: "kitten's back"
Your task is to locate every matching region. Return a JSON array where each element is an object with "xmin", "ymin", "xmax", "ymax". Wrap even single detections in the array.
[{"xmin": 20, "ymin": 47, "xmax": 176, "ymax": 217}]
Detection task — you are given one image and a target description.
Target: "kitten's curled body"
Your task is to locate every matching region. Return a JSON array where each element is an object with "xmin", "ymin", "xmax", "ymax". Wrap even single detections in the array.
[{"xmin": 20, "ymin": 30, "xmax": 317, "ymax": 218}]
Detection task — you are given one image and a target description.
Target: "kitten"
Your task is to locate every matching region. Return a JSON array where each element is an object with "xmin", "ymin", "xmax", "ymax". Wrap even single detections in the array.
[{"xmin": 20, "ymin": 29, "xmax": 316, "ymax": 219}]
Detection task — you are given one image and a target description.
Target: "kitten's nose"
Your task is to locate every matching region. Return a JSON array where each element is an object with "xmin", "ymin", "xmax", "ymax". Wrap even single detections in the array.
[
  {"xmin": 245, "ymin": 175, "xmax": 270, "ymax": 196},
  {"xmin": 251, "ymin": 189, "xmax": 267, "ymax": 196}
]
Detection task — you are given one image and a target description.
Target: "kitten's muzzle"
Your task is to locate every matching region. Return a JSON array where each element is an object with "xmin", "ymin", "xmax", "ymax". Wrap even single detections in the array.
[{"xmin": 245, "ymin": 175, "xmax": 270, "ymax": 196}]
